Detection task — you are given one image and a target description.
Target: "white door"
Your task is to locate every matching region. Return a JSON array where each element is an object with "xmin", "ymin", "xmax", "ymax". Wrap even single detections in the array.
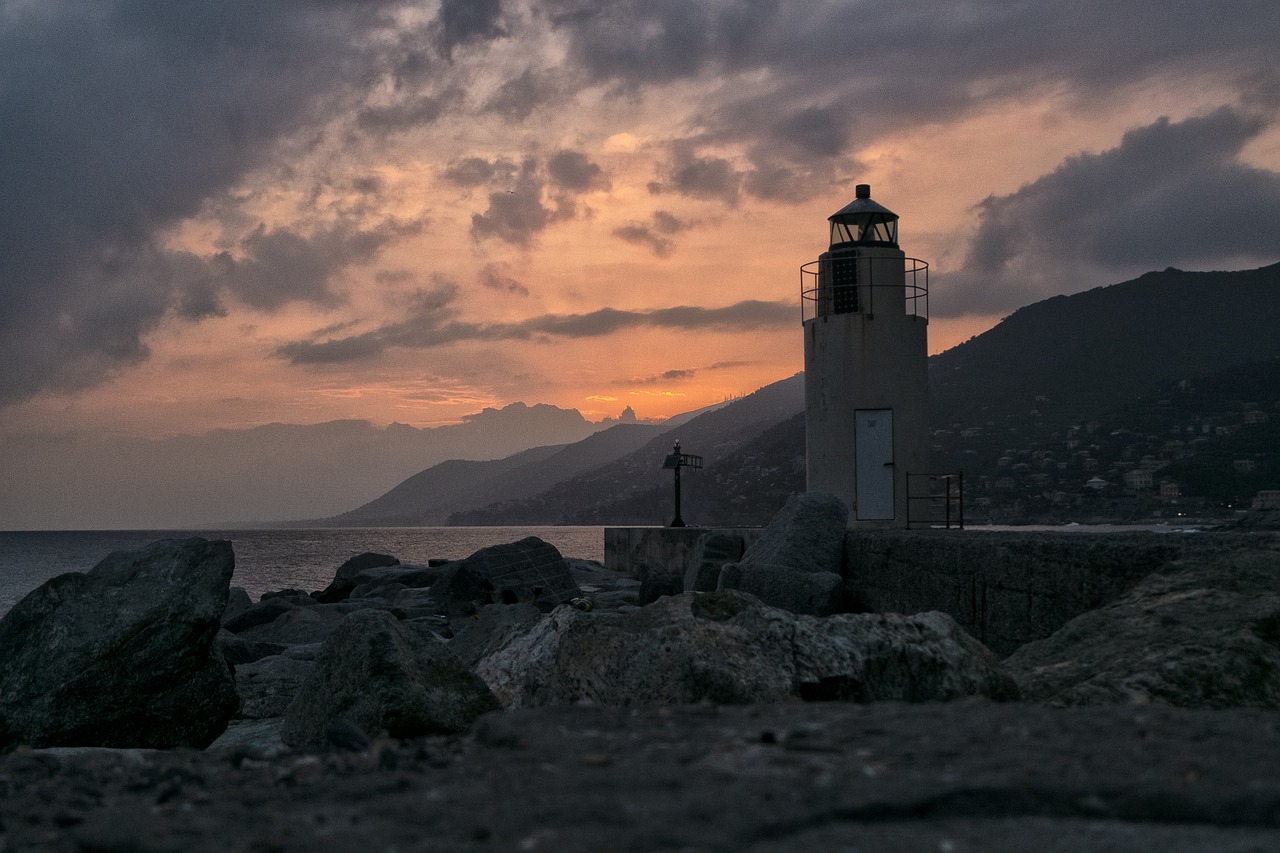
[{"xmin": 855, "ymin": 409, "xmax": 894, "ymax": 520}]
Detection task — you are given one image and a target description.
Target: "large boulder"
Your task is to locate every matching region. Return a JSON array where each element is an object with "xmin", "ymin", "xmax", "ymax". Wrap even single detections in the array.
[
  {"xmin": 683, "ymin": 531, "xmax": 746, "ymax": 593},
  {"xmin": 313, "ymin": 552, "xmax": 401, "ymax": 603},
  {"xmin": 473, "ymin": 589, "xmax": 1018, "ymax": 709},
  {"xmin": 0, "ymin": 538, "xmax": 239, "ymax": 749},
  {"xmin": 1004, "ymin": 550, "xmax": 1280, "ymax": 709},
  {"xmin": 430, "ymin": 537, "xmax": 580, "ymax": 613},
  {"xmin": 717, "ymin": 491, "xmax": 850, "ymax": 615},
  {"xmin": 281, "ymin": 609, "xmax": 500, "ymax": 747},
  {"xmin": 231, "ymin": 603, "xmax": 355, "ymax": 646},
  {"xmin": 349, "ymin": 565, "xmax": 444, "ymax": 602},
  {"xmin": 234, "ymin": 654, "xmax": 317, "ymax": 719}
]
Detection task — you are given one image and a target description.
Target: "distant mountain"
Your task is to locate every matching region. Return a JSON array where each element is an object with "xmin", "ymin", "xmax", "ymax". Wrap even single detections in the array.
[
  {"xmin": 0, "ymin": 401, "xmax": 610, "ymax": 529},
  {"xmin": 446, "ymin": 373, "xmax": 805, "ymax": 525},
  {"xmin": 930, "ymin": 263, "xmax": 1280, "ymax": 430},
  {"xmin": 306, "ymin": 423, "xmax": 664, "ymax": 527}
]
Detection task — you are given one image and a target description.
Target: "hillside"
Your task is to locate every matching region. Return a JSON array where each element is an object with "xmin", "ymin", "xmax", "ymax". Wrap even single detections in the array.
[
  {"xmin": 930, "ymin": 263, "xmax": 1280, "ymax": 430},
  {"xmin": 447, "ymin": 374, "xmax": 804, "ymax": 525},
  {"xmin": 310, "ymin": 424, "xmax": 663, "ymax": 526}
]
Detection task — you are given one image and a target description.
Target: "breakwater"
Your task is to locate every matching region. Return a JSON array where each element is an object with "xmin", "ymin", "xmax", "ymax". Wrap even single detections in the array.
[{"xmin": 607, "ymin": 526, "xmax": 1280, "ymax": 657}]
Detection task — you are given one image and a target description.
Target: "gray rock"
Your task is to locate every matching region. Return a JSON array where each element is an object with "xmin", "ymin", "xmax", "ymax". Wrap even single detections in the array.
[
  {"xmin": 636, "ymin": 556, "xmax": 683, "ymax": 605},
  {"xmin": 1004, "ymin": 550, "xmax": 1280, "ymax": 709},
  {"xmin": 430, "ymin": 537, "xmax": 580, "ymax": 612},
  {"xmin": 281, "ymin": 642, "xmax": 325, "ymax": 661},
  {"xmin": 216, "ymin": 630, "xmax": 288, "ymax": 666},
  {"xmin": 683, "ymin": 531, "xmax": 746, "ymax": 592},
  {"xmin": 280, "ymin": 609, "xmax": 500, "ymax": 747},
  {"xmin": 739, "ymin": 491, "xmax": 848, "ymax": 573},
  {"xmin": 449, "ymin": 603, "xmax": 545, "ymax": 669},
  {"xmin": 473, "ymin": 589, "xmax": 1017, "ymax": 709},
  {"xmin": 0, "ymin": 538, "xmax": 239, "ymax": 749},
  {"xmin": 313, "ymin": 552, "xmax": 401, "ymax": 603},
  {"xmin": 717, "ymin": 492, "xmax": 850, "ymax": 614},
  {"xmin": 222, "ymin": 586, "xmax": 253, "ymax": 624},
  {"xmin": 233, "ymin": 604, "xmax": 351, "ymax": 646},
  {"xmin": 207, "ymin": 718, "xmax": 286, "ymax": 755},
  {"xmin": 234, "ymin": 655, "xmax": 317, "ymax": 719},
  {"xmin": 389, "ymin": 586, "xmax": 437, "ymax": 607},
  {"xmin": 258, "ymin": 589, "xmax": 317, "ymax": 607},
  {"xmin": 349, "ymin": 564, "xmax": 443, "ymax": 601},
  {"xmin": 222, "ymin": 597, "xmax": 297, "ymax": 633},
  {"xmin": 718, "ymin": 563, "xmax": 847, "ymax": 616}
]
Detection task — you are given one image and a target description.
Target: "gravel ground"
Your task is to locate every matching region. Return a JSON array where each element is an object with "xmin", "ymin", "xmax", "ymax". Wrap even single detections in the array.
[{"xmin": 4, "ymin": 700, "xmax": 1280, "ymax": 852}]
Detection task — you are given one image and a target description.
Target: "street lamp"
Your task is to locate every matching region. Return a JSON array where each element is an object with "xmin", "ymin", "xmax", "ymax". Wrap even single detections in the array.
[{"xmin": 661, "ymin": 440, "xmax": 703, "ymax": 527}]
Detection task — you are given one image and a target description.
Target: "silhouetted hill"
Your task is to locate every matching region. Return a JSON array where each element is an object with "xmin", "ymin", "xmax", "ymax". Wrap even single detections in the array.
[
  {"xmin": 930, "ymin": 263, "xmax": 1280, "ymax": 430},
  {"xmin": 446, "ymin": 374, "xmax": 804, "ymax": 525},
  {"xmin": 310, "ymin": 424, "xmax": 663, "ymax": 526}
]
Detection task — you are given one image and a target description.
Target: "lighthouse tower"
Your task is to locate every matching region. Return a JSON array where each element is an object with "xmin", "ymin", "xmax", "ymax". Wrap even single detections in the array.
[{"xmin": 800, "ymin": 184, "xmax": 929, "ymax": 527}]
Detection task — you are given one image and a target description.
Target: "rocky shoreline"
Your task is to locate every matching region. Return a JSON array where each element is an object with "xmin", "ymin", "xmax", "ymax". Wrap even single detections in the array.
[{"xmin": 2, "ymin": 493, "xmax": 1279, "ymax": 850}]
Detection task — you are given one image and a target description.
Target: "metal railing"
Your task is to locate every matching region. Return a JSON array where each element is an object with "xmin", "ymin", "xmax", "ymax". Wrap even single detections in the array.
[
  {"xmin": 906, "ymin": 472, "xmax": 964, "ymax": 529},
  {"xmin": 800, "ymin": 256, "xmax": 928, "ymax": 322}
]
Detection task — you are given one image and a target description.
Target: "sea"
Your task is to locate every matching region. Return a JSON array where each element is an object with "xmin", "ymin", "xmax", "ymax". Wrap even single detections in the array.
[{"xmin": 0, "ymin": 526, "xmax": 607, "ymax": 617}]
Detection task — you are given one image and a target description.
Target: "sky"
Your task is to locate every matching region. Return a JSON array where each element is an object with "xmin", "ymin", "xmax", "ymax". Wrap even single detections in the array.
[{"xmin": 4, "ymin": 0, "xmax": 1280, "ymax": 443}]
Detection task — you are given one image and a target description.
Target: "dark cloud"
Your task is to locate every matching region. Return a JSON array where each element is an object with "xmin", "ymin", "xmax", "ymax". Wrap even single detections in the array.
[
  {"xmin": 649, "ymin": 144, "xmax": 743, "ymax": 205},
  {"xmin": 0, "ymin": 0, "xmax": 421, "ymax": 403},
  {"xmin": 616, "ymin": 360, "xmax": 753, "ymax": 385},
  {"xmin": 483, "ymin": 69, "xmax": 568, "ymax": 120},
  {"xmin": 441, "ymin": 156, "xmax": 519, "ymax": 187},
  {"xmin": 469, "ymin": 154, "xmax": 604, "ymax": 245},
  {"xmin": 550, "ymin": 1, "xmax": 1280, "ymax": 207},
  {"xmin": 936, "ymin": 107, "xmax": 1280, "ymax": 317},
  {"xmin": 612, "ymin": 210, "xmax": 691, "ymax": 256},
  {"xmin": 436, "ymin": 0, "xmax": 506, "ymax": 58},
  {"xmin": 356, "ymin": 93, "xmax": 454, "ymax": 135},
  {"xmin": 277, "ymin": 299, "xmax": 793, "ymax": 364},
  {"xmin": 479, "ymin": 264, "xmax": 531, "ymax": 297},
  {"xmin": 548, "ymin": 150, "xmax": 610, "ymax": 192},
  {"xmin": 543, "ymin": 0, "xmax": 714, "ymax": 85},
  {"xmin": 219, "ymin": 219, "xmax": 421, "ymax": 311},
  {"xmin": 470, "ymin": 159, "xmax": 559, "ymax": 245}
]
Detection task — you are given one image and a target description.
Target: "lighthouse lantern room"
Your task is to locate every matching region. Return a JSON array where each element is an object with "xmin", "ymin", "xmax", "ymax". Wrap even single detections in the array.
[{"xmin": 800, "ymin": 184, "xmax": 929, "ymax": 527}]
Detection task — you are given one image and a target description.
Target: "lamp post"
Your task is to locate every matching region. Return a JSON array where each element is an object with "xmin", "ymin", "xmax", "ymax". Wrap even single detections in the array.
[{"xmin": 661, "ymin": 440, "xmax": 703, "ymax": 527}]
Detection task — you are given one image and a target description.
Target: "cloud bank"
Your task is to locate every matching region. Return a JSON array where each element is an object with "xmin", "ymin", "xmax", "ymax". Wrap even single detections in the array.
[{"xmin": 3, "ymin": 0, "xmax": 1279, "ymax": 411}]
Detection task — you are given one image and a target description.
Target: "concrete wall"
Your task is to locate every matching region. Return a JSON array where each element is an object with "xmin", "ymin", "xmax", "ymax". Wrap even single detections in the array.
[
  {"xmin": 606, "ymin": 525, "xmax": 1278, "ymax": 659},
  {"xmin": 846, "ymin": 529, "xmax": 1266, "ymax": 657},
  {"xmin": 604, "ymin": 526, "xmax": 762, "ymax": 584}
]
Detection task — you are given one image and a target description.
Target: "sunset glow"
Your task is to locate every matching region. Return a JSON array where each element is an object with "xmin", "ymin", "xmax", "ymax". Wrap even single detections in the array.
[{"xmin": 3, "ymin": 1, "xmax": 1280, "ymax": 526}]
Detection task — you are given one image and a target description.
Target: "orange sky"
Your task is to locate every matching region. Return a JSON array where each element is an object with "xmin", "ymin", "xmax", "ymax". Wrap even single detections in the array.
[{"xmin": 3, "ymin": 1, "xmax": 1280, "ymax": 441}]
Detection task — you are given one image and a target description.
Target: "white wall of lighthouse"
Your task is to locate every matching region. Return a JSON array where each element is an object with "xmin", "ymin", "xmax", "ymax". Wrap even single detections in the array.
[{"xmin": 801, "ymin": 185, "xmax": 929, "ymax": 527}]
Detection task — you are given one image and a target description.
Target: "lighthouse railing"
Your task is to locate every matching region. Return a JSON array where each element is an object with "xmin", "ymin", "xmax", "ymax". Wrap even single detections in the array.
[{"xmin": 800, "ymin": 257, "xmax": 928, "ymax": 322}]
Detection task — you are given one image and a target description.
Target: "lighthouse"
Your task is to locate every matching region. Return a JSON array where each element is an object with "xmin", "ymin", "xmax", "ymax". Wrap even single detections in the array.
[{"xmin": 800, "ymin": 184, "xmax": 929, "ymax": 527}]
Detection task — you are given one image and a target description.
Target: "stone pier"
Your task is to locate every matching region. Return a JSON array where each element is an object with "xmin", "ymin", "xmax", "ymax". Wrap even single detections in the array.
[{"xmin": 605, "ymin": 525, "xmax": 1278, "ymax": 658}]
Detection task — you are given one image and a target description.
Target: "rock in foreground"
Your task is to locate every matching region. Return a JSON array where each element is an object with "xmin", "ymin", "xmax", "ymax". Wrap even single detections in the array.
[
  {"xmin": 718, "ymin": 491, "xmax": 850, "ymax": 615},
  {"xmin": 474, "ymin": 588, "xmax": 1018, "ymax": 708},
  {"xmin": 0, "ymin": 538, "xmax": 238, "ymax": 749},
  {"xmin": 1005, "ymin": 549, "xmax": 1280, "ymax": 708},
  {"xmin": 281, "ymin": 609, "xmax": 499, "ymax": 747}
]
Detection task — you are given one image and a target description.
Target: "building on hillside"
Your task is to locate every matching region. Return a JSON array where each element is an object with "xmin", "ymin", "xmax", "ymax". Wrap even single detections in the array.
[{"xmin": 1123, "ymin": 469, "xmax": 1154, "ymax": 489}]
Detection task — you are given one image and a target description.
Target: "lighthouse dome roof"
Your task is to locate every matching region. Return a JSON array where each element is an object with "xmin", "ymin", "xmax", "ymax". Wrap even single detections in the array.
[
  {"xmin": 828, "ymin": 184, "xmax": 898, "ymax": 223},
  {"xmin": 826, "ymin": 184, "xmax": 898, "ymax": 248}
]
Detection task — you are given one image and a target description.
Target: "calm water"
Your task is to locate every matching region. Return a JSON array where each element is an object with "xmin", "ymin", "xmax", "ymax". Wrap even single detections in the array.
[{"xmin": 0, "ymin": 527, "xmax": 605, "ymax": 616}]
